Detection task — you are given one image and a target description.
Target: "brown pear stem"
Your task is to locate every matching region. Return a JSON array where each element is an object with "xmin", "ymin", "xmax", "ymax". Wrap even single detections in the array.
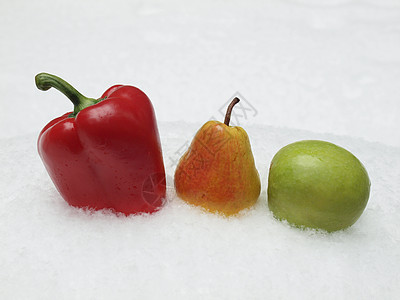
[{"xmin": 224, "ymin": 97, "xmax": 240, "ymax": 126}]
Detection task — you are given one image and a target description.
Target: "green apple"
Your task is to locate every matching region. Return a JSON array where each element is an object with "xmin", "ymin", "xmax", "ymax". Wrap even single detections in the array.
[{"xmin": 267, "ymin": 140, "xmax": 370, "ymax": 232}]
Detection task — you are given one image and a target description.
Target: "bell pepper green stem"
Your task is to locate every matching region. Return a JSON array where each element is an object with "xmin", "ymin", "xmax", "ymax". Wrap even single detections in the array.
[
  {"xmin": 35, "ymin": 72, "xmax": 99, "ymax": 116},
  {"xmin": 224, "ymin": 97, "xmax": 240, "ymax": 126}
]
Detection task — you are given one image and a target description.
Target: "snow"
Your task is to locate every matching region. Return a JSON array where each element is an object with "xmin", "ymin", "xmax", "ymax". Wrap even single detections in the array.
[
  {"xmin": 1, "ymin": 124, "xmax": 400, "ymax": 299},
  {"xmin": 1, "ymin": 0, "xmax": 400, "ymax": 299}
]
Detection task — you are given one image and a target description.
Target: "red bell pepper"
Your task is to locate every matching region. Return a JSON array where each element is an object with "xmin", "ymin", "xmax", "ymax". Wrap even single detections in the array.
[{"xmin": 35, "ymin": 73, "xmax": 166, "ymax": 215}]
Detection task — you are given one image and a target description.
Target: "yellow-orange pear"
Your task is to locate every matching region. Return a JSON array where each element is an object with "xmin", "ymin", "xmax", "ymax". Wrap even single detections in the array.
[{"xmin": 174, "ymin": 98, "xmax": 261, "ymax": 216}]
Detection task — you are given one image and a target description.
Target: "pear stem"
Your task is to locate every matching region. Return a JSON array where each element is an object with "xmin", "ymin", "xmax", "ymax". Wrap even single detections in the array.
[{"xmin": 224, "ymin": 97, "xmax": 240, "ymax": 126}]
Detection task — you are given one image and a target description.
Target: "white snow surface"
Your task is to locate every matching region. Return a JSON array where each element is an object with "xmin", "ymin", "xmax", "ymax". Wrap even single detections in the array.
[
  {"xmin": 1, "ymin": 0, "xmax": 400, "ymax": 299},
  {"xmin": 1, "ymin": 123, "xmax": 400, "ymax": 299}
]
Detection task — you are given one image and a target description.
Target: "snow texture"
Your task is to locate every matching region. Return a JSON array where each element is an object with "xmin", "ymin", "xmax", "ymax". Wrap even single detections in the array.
[
  {"xmin": 1, "ymin": 123, "xmax": 400, "ymax": 299},
  {"xmin": 1, "ymin": 0, "xmax": 400, "ymax": 299}
]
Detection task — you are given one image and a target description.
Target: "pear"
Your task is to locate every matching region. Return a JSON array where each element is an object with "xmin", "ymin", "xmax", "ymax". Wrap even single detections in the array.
[{"xmin": 174, "ymin": 98, "xmax": 261, "ymax": 216}]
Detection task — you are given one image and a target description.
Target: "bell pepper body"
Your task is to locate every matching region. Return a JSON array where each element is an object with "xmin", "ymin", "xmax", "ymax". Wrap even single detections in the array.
[{"xmin": 37, "ymin": 76, "xmax": 166, "ymax": 215}]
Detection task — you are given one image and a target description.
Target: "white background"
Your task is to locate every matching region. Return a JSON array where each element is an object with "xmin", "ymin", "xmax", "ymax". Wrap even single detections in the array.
[
  {"xmin": 1, "ymin": 1, "xmax": 400, "ymax": 299},
  {"xmin": 1, "ymin": 0, "xmax": 399, "ymax": 146}
]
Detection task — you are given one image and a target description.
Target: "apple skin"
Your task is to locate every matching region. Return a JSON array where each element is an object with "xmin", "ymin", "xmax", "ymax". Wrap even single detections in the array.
[{"xmin": 267, "ymin": 140, "xmax": 370, "ymax": 232}]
